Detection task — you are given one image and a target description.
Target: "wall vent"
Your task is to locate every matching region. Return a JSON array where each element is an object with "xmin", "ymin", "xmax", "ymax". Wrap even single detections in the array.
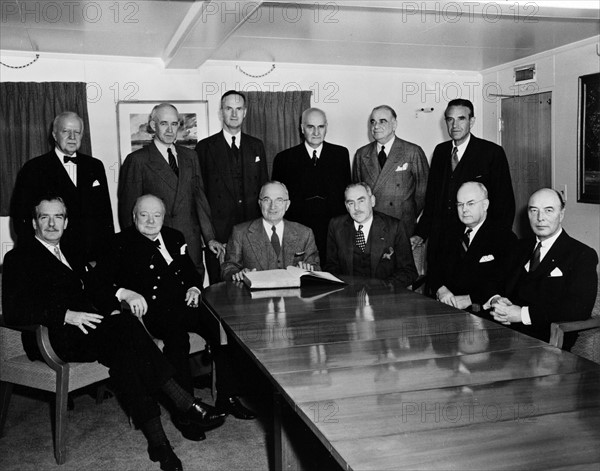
[{"xmin": 514, "ymin": 64, "xmax": 536, "ymax": 84}]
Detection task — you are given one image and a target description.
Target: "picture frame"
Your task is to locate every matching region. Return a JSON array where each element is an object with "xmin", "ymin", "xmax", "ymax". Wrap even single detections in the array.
[
  {"xmin": 577, "ymin": 72, "xmax": 600, "ymax": 204},
  {"xmin": 116, "ymin": 100, "xmax": 209, "ymax": 164}
]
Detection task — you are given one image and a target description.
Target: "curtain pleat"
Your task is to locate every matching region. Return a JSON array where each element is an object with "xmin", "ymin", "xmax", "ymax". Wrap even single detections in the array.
[
  {"xmin": 242, "ymin": 91, "xmax": 312, "ymax": 176},
  {"xmin": 0, "ymin": 82, "xmax": 91, "ymax": 215}
]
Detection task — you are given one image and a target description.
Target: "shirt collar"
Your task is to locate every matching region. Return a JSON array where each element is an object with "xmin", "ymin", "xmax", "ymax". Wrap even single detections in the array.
[
  {"xmin": 35, "ymin": 236, "xmax": 61, "ymax": 253},
  {"xmin": 453, "ymin": 134, "xmax": 471, "ymax": 159},
  {"xmin": 466, "ymin": 217, "xmax": 485, "ymax": 240},
  {"xmin": 377, "ymin": 135, "xmax": 395, "ymax": 154},
  {"xmin": 305, "ymin": 142, "xmax": 323, "ymax": 158},
  {"xmin": 55, "ymin": 147, "xmax": 77, "ymax": 162},
  {"xmin": 536, "ymin": 227, "xmax": 562, "ymax": 250},
  {"xmin": 223, "ymin": 129, "xmax": 241, "ymax": 148},
  {"xmin": 153, "ymin": 138, "xmax": 176, "ymax": 160},
  {"xmin": 354, "ymin": 214, "xmax": 374, "ymax": 239}
]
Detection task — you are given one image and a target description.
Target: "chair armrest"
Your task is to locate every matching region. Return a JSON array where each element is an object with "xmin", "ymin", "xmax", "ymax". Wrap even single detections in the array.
[
  {"xmin": 550, "ymin": 318, "xmax": 600, "ymax": 349},
  {"xmin": 0, "ymin": 315, "xmax": 66, "ymax": 370}
]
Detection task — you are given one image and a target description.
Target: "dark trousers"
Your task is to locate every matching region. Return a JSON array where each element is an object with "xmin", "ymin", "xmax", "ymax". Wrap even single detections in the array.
[
  {"xmin": 48, "ymin": 314, "xmax": 174, "ymax": 426},
  {"xmin": 204, "ymin": 247, "xmax": 222, "ymax": 285},
  {"xmin": 143, "ymin": 303, "xmax": 237, "ymax": 399}
]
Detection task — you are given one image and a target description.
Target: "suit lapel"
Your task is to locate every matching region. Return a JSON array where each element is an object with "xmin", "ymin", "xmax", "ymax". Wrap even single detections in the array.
[
  {"xmin": 342, "ymin": 217, "xmax": 355, "ymax": 274},
  {"xmin": 282, "ymin": 221, "xmax": 300, "ymax": 266},
  {"xmin": 369, "ymin": 215, "xmax": 388, "ymax": 274},
  {"xmin": 361, "ymin": 142, "xmax": 380, "ymax": 186},
  {"xmin": 216, "ymin": 132, "xmax": 237, "ymax": 197},
  {"xmin": 373, "ymin": 137, "xmax": 403, "ymax": 191},
  {"xmin": 173, "ymin": 146, "xmax": 191, "ymax": 212},
  {"xmin": 530, "ymin": 231, "xmax": 570, "ymax": 279},
  {"xmin": 247, "ymin": 219, "xmax": 271, "ymax": 270},
  {"xmin": 148, "ymin": 142, "xmax": 178, "ymax": 196}
]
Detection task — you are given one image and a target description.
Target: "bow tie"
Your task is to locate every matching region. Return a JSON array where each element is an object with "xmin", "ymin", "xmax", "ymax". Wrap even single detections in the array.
[{"xmin": 63, "ymin": 155, "xmax": 79, "ymax": 164}]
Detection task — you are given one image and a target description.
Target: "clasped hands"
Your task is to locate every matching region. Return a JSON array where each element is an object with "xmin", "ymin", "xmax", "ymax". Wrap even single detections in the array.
[
  {"xmin": 232, "ymin": 262, "xmax": 315, "ymax": 282},
  {"xmin": 489, "ymin": 296, "xmax": 522, "ymax": 325}
]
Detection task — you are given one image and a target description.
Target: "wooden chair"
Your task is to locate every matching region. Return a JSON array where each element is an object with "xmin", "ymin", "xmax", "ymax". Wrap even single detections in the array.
[
  {"xmin": 0, "ymin": 317, "xmax": 110, "ymax": 465},
  {"xmin": 550, "ymin": 284, "xmax": 600, "ymax": 363}
]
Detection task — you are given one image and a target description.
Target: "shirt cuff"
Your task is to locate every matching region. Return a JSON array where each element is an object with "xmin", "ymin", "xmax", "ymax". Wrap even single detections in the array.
[
  {"xmin": 483, "ymin": 294, "xmax": 501, "ymax": 310},
  {"xmin": 115, "ymin": 288, "xmax": 125, "ymax": 301},
  {"xmin": 188, "ymin": 287, "xmax": 201, "ymax": 294},
  {"xmin": 521, "ymin": 306, "xmax": 531, "ymax": 325}
]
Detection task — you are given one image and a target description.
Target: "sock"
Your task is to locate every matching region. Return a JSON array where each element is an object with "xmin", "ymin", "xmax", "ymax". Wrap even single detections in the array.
[
  {"xmin": 162, "ymin": 378, "xmax": 194, "ymax": 412},
  {"xmin": 140, "ymin": 416, "xmax": 168, "ymax": 448}
]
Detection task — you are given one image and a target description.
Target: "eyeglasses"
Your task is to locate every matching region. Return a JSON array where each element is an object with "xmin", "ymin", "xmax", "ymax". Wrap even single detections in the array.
[
  {"xmin": 259, "ymin": 197, "xmax": 288, "ymax": 206},
  {"xmin": 456, "ymin": 199, "xmax": 485, "ymax": 210}
]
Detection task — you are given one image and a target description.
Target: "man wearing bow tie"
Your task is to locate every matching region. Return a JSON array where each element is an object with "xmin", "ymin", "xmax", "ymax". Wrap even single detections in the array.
[
  {"xmin": 325, "ymin": 182, "xmax": 417, "ymax": 286},
  {"xmin": 429, "ymin": 182, "xmax": 516, "ymax": 312},
  {"xmin": 488, "ymin": 188, "xmax": 598, "ymax": 349},
  {"xmin": 195, "ymin": 91, "xmax": 268, "ymax": 284},
  {"xmin": 10, "ymin": 111, "xmax": 114, "ymax": 264}
]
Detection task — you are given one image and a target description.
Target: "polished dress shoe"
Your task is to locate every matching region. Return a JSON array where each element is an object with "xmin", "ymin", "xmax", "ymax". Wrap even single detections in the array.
[
  {"xmin": 183, "ymin": 399, "xmax": 226, "ymax": 430},
  {"xmin": 172, "ymin": 415, "xmax": 207, "ymax": 442},
  {"xmin": 148, "ymin": 442, "xmax": 183, "ymax": 471},
  {"xmin": 216, "ymin": 396, "xmax": 256, "ymax": 420}
]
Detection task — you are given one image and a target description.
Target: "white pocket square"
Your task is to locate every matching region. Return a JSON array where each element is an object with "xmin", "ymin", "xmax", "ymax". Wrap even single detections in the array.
[
  {"xmin": 549, "ymin": 267, "xmax": 563, "ymax": 277},
  {"xmin": 395, "ymin": 163, "xmax": 409, "ymax": 172},
  {"xmin": 180, "ymin": 244, "xmax": 188, "ymax": 255},
  {"xmin": 479, "ymin": 255, "xmax": 495, "ymax": 263},
  {"xmin": 255, "ymin": 156, "xmax": 261, "ymax": 162},
  {"xmin": 92, "ymin": 180, "xmax": 101, "ymax": 187}
]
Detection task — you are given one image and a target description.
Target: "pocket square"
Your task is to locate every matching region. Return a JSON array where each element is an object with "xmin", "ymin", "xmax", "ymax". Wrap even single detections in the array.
[
  {"xmin": 382, "ymin": 247, "xmax": 394, "ymax": 260},
  {"xmin": 549, "ymin": 267, "xmax": 563, "ymax": 277},
  {"xmin": 395, "ymin": 163, "xmax": 409, "ymax": 172},
  {"xmin": 180, "ymin": 244, "xmax": 188, "ymax": 255},
  {"xmin": 479, "ymin": 254, "xmax": 495, "ymax": 263},
  {"xmin": 92, "ymin": 180, "xmax": 101, "ymax": 187},
  {"xmin": 255, "ymin": 156, "xmax": 261, "ymax": 162}
]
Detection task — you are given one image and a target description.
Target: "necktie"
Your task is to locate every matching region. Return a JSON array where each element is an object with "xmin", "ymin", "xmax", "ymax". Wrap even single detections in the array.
[
  {"xmin": 63, "ymin": 155, "xmax": 78, "ymax": 164},
  {"xmin": 377, "ymin": 145, "xmax": 386, "ymax": 169},
  {"xmin": 312, "ymin": 149, "xmax": 318, "ymax": 166},
  {"xmin": 167, "ymin": 148, "xmax": 179, "ymax": 177},
  {"xmin": 461, "ymin": 228, "xmax": 472, "ymax": 253},
  {"xmin": 231, "ymin": 136, "xmax": 240, "ymax": 161},
  {"xmin": 355, "ymin": 224, "xmax": 366, "ymax": 252},
  {"xmin": 451, "ymin": 147, "xmax": 459, "ymax": 171},
  {"xmin": 53, "ymin": 246, "xmax": 62, "ymax": 262},
  {"xmin": 529, "ymin": 241, "xmax": 542, "ymax": 272},
  {"xmin": 271, "ymin": 225, "xmax": 281, "ymax": 256},
  {"xmin": 153, "ymin": 239, "xmax": 161, "ymax": 249}
]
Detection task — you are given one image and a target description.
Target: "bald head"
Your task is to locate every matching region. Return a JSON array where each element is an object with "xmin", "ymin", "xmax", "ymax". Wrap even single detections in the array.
[
  {"xmin": 301, "ymin": 108, "xmax": 328, "ymax": 149},
  {"xmin": 527, "ymin": 188, "xmax": 565, "ymax": 240},
  {"xmin": 456, "ymin": 182, "xmax": 489, "ymax": 228}
]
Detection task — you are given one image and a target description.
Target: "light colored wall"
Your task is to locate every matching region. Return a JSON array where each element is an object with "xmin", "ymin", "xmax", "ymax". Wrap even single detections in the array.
[
  {"xmin": 481, "ymin": 37, "xmax": 600, "ymax": 255},
  {"xmin": 0, "ymin": 51, "xmax": 482, "ymax": 262}
]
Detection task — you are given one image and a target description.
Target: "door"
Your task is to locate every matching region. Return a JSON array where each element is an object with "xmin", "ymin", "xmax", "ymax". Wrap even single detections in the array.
[{"xmin": 501, "ymin": 92, "xmax": 552, "ymax": 238}]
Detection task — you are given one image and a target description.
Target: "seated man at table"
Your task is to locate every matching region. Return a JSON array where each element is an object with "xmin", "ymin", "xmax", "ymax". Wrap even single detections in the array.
[
  {"xmin": 221, "ymin": 181, "xmax": 321, "ymax": 281},
  {"xmin": 488, "ymin": 188, "xmax": 598, "ymax": 349},
  {"xmin": 429, "ymin": 182, "xmax": 516, "ymax": 312},
  {"xmin": 324, "ymin": 182, "xmax": 417, "ymax": 286},
  {"xmin": 98, "ymin": 194, "xmax": 256, "ymax": 424},
  {"xmin": 2, "ymin": 195, "xmax": 225, "ymax": 471}
]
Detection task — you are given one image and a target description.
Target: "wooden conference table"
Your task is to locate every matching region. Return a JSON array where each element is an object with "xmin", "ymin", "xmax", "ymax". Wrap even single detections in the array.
[{"xmin": 202, "ymin": 276, "xmax": 600, "ymax": 470}]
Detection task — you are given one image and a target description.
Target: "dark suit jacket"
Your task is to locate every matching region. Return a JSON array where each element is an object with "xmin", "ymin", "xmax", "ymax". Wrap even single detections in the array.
[
  {"xmin": 352, "ymin": 136, "xmax": 429, "ymax": 237},
  {"xmin": 221, "ymin": 218, "xmax": 321, "ymax": 281},
  {"xmin": 503, "ymin": 230, "xmax": 598, "ymax": 343},
  {"xmin": 195, "ymin": 131, "xmax": 268, "ymax": 243},
  {"xmin": 101, "ymin": 226, "xmax": 204, "ymax": 311},
  {"xmin": 10, "ymin": 150, "xmax": 114, "ymax": 263},
  {"xmin": 272, "ymin": 141, "xmax": 351, "ymax": 261},
  {"xmin": 416, "ymin": 135, "xmax": 515, "ymax": 261},
  {"xmin": 429, "ymin": 218, "xmax": 517, "ymax": 305},
  {"xmin": 324, "ymin": 211, "xmax": 418, "ymax": 287},
  {"xmin": 118, "ymin": 141, "xmax": 215, "ymax": 273}
]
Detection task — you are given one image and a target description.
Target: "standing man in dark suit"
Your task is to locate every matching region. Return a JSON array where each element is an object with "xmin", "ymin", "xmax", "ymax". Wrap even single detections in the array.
[
  {"xmin": 221, "ymin": 181, "xmax": 320, "ymax": 281},
  {"xmin": 489, "ymin": 188, "xmax": 598, "ymax": 349},
  {"xmin": 352, "ymin": 105, "xmax": 429, "ymax": 239},
  {"xmin": 2, "ymin": 195, "xmax": 225, "ymax": 471},
  {"xmin": 102, "ymin": 194, "xmax": 255, "ymax": 424},
  {"xmin": 413, "ymin": 99, "xmax": 515, "ymax": 280},
  {"xmin": 118, "ymin": 103, "xmax": 220, "ymax": 276},
  {"xmin": 196, "ymin": 90, "xmax": 269, "ymax": 283},
  {"xmin": 272, "ymin": 107, "xmax": 351, "ymax": 264},
  {"xmin": 10, "ymin": 111, "xmax": 114, "ymax": 264},
  {"xmin": 325, "ymin": 183, "xmax": 417, "ymax": 287},
  {"xmin": 429, "ymin": 182, "xmax": 517, "ymax": 312}
]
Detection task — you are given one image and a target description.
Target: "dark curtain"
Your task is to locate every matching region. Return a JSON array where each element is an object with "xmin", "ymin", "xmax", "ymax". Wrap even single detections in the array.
[
  {"xmin": 242, "ymin": 90, "xmax": 312, "ymax": 176},
  {"xmin": 0, "ymin": 82, "xmax": 92, "ymax": 215}
]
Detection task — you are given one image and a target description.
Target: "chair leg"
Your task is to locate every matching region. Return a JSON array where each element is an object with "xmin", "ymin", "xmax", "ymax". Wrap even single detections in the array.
[
  {"xmin": 0, "ymin": 381, "xmax": 14, "ymax": 438},
  {"xmin": 211, "ymin": 359, "xmax": 217, "ymax": 400},
  {"xmin": 54, "ymin": 366, "xmax": 70, "ymax": 465}
]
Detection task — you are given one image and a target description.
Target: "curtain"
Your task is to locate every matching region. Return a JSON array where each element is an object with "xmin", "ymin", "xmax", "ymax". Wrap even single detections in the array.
[
  {"xmin": 242, "ymin": 90, "xmax": 312, "ymax": 176},
  {"xmin": 0, "ymin": 82, "xmax": 92, "ymax": 215}
]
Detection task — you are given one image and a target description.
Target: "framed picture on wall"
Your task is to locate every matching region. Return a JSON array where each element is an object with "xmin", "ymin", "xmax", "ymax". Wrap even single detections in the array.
[
  {"xmin": 116, "ymin": 100, "xmax": 209, "ymax": 164},
  {"xmin": 577, "ymin": 72, "xmax": 600, "ymax": 204}
]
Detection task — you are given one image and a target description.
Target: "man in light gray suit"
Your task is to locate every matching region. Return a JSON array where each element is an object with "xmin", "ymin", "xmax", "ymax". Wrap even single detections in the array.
[
  {"xmin": 352, "ymin": 105, "xmax": 429, "ymax": 238},
  {"xmin": 118, "ymin": 103, "xmax": 223, "ymax": 275},
  {"xmin": 221, "ymin": 181, "xmax": 321, "ymax": 281}
]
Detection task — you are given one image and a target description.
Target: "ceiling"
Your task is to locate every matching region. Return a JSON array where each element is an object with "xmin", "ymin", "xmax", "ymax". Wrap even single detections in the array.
[{"xmin": 1, "ymin": 0, "xmax": 599, "ymax": 71}]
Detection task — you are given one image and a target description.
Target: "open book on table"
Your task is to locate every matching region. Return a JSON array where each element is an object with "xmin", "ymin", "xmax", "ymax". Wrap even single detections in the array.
[{"xmin": 242, "ymin": 266, "xmax": 346, "ymax": 290}]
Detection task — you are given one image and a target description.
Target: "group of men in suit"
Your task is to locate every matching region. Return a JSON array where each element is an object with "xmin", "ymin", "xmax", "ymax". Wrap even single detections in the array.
[{"xmin": 5, "ymin": 92, "xmax": 599, "ymax": 469}]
